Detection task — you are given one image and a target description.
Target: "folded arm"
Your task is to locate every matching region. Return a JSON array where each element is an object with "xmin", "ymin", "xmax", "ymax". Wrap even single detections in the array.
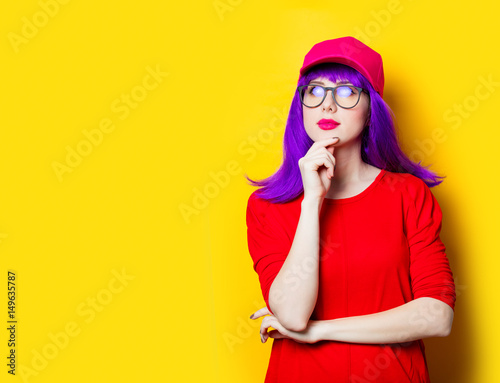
[
  {"xmin": 253, "ymin": 297, "xmax": 454, "ymax": 344},
  {"xmin": 317, "ymin": 297, "xmax": 453, "ymax": 344}
]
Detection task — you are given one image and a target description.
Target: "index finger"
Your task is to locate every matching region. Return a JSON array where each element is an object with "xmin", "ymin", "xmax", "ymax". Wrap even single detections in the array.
[
  {"xmin": 250, "ymin": 307, "xmax": 271, "ymax": 319},
  {"xmin": 325, "ymin": 137, "xmax": 340, "ymax": 154},
  {"xmin": 316, "ymin": 136, "xmax": 340, "ymax": 145}
]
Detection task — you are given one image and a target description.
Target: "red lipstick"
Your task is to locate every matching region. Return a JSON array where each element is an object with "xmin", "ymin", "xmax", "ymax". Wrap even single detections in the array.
[{"xmin": 317, "ymin": 119, "xmax": 340, "ymax": 130}]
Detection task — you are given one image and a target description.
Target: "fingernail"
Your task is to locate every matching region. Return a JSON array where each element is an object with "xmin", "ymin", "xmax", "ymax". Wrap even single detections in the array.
[
  {"xmin": 261, "ymin": 336, "xmax": 265, "ymax": 343},
  {"xmin": 250, "ymin": 314, "xmax": 254, "ymax": 319}
]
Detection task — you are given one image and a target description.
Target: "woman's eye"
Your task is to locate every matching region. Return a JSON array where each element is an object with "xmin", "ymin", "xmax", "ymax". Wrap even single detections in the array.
[
  {"xmin": 336, "ymin": 86, "xmax": 355, "ymax": 98},
  {"xmin": 311, "ymin": 86, "xmax": 325, "ymax": 97}
]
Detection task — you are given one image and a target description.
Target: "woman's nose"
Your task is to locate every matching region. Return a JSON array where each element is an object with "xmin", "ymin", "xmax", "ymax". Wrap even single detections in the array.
[{"xmin": 321, "ymin": 90, "xmax": 337, "ymax": 111}]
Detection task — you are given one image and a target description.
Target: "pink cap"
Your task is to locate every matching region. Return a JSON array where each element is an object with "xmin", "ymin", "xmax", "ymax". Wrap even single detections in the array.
[{"xmin": 300, "ymin": 37, "xmax": 385, "ymax": 96}]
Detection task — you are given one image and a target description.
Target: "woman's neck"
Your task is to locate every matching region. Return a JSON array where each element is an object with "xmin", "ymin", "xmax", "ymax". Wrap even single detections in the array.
[{"xmin": 324, "ymin": 142, "xmax": 380, "ymax": 199}]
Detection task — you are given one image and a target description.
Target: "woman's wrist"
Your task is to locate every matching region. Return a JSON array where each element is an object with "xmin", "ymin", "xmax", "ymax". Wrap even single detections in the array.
[{"xmin": 301, "ymin": 195, "xmax": 324, "ymax": 211}]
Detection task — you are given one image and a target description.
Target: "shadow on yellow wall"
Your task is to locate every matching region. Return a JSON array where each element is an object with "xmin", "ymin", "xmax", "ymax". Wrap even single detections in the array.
[{"xmin": 425, "ymin": 193, "xmax": 475, "ymax": 382}]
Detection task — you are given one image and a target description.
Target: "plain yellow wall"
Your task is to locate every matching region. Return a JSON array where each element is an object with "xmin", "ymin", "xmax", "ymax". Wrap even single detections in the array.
[{"xmin": 1, "ymin": 1, "xmax": 499, "ymax": 382}]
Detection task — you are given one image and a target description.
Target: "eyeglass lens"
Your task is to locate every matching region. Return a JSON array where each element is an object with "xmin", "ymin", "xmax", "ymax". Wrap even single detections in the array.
[{"xmin": 301, "ymin": 85, "xmax": 361, "ymax": 108}]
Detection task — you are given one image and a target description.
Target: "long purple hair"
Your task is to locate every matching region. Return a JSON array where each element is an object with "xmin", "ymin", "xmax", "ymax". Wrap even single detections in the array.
[{"xmin": 246, "ymin": 63, "xmax": 443, "ymax": 203}]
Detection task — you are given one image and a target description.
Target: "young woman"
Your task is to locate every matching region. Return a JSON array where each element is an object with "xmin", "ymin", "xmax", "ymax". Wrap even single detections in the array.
[{"xmin": 245, "ymin": 37, "xmax": 456, "ymax": 382}]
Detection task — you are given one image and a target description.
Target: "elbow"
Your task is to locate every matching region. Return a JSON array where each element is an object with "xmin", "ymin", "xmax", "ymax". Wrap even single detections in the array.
[
  {"xmin": 440, "ymin": 325, "xmax": 452, "ymax": 338},
  {"xmin": 268, "ymin": 303, "xmax": 309, "ymax": 332},
  {"xmin": 417, "ymin": 298, "xmax": 454, "ymax": 338},
  {"xmin": 434, "ymin": 306, "xmax": 454, "ymax": 338},
  {"xmin": 279, "ymin": 316, "xmax": 309, "ymax": 332},
  {"xmin": 435, "ymin": 317, "xmax": 453, "ymax": 337},
  {"xmin": 268, "ymin": 292, "xmax": 311, "ymax": 332}
]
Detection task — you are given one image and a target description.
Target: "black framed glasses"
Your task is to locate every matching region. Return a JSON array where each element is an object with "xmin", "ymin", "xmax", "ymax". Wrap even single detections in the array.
[{"xmin": 297, "ymin": 84, "xmax": 368, "ymax": 109}]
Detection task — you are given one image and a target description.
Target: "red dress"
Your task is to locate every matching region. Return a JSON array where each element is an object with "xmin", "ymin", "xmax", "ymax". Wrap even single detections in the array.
[{"xmin": 246, "ymin": 169, "xmax": 456, "ymax": 383}]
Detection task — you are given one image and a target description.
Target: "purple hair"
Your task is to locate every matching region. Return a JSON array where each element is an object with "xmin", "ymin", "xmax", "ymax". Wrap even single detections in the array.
[{"xmin": 246, "ymin": 63, "xmax": 443, "ymax": 203}]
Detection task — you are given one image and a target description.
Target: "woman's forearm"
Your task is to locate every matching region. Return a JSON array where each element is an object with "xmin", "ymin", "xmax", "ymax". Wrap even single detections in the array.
[
  {"xmin": 315, "ymin": 297, "xmax": 454, "ymax": 344},
  {"xmin": 268, "ymin": 196, "xmax": 323, "ymax": 331}
]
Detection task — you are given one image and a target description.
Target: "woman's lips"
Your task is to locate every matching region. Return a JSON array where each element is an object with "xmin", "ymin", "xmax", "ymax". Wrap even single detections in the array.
[{"xmin": 317, "ymin": 119, "xmax": 340, "ymax": 130}]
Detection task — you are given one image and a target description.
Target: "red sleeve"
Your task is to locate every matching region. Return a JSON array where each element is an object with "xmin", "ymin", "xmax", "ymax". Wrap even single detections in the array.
[
  {"xmin": 405, "ymin": 179, "xmax": 456, "ymax": 310},
  {"xmin": 246, "ymin": 192, "xmax": 291, "ymax": 315}
]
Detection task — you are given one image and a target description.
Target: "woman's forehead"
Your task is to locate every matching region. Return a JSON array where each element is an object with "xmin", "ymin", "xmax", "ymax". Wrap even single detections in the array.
[{"xmin": 308, "ymin": 76, "xmax": 353, "ymax": 85}]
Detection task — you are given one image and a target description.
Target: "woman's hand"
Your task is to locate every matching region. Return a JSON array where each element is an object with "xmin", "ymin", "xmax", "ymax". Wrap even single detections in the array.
[
  {"xmin": 298, "ymin": 137, "xmax": 339, "ymax": 200},
  {"xmin": 250, "ymin": 307, "xmax": 322, "ymax": 344}
]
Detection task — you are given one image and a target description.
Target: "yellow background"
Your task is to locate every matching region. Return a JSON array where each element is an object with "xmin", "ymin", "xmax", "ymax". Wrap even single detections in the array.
[{"xmin": 1, "ymin": 0, "xmax": 498, "ymax": 382}]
